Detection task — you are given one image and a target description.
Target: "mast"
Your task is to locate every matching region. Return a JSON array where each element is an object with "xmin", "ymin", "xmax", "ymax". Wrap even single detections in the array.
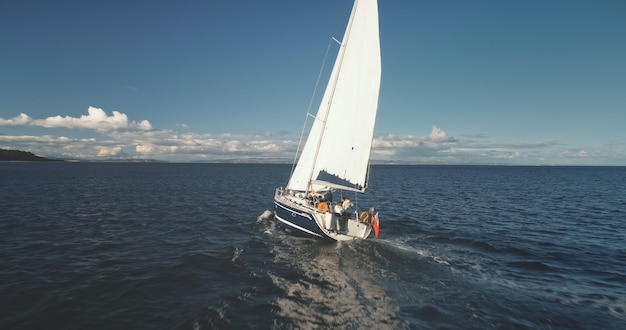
[{"xmin": 305, "ymin": 0, "xmax": 360, "ymax": 193}]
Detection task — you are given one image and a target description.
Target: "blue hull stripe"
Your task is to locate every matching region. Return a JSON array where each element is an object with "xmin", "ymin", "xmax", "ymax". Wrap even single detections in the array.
[{"xmin": 274, "ymin": 199, "xmax": 329, "ymax": 240}]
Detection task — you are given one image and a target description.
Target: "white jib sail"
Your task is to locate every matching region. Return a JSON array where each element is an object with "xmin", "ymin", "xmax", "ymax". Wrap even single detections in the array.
[{"xmin": 287, "ymin": 0, "xmax": 381, "ymax": 193}]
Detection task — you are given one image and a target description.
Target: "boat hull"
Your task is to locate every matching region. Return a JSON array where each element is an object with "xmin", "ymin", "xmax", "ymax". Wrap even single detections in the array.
[
  {"xmin": 273, "ymin": 192, "xmax": 373, "ymax": 241},
  {"xmin": 274, "ymin": 198, "xmax": 332, "ymax": 240}
]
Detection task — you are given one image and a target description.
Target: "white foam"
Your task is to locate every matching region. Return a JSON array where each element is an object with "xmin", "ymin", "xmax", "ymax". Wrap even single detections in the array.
[{"xmin": 257, "ymin": 210, "xmax": 273, "ymax": 223}]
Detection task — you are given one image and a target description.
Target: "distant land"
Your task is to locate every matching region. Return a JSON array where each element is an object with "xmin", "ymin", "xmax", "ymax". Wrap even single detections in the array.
[
  {"xmin": 1, "ymin": 149, "xmax": 619, "ymax": 166},
  {"xmin": 0, "ymin": 149, "xmax": 62, "ymax": 162}
]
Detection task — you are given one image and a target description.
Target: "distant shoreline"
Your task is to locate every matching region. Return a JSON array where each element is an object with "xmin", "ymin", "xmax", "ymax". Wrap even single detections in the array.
[
  {"xmin": 0, "ymin": 149, "xmax": 63, "ymax": 162},
  {"xmin": 1, "ymin": 149, "xmax": 623, "ymax": 167}
]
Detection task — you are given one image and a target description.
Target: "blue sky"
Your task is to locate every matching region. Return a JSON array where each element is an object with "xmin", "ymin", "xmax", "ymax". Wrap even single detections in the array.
[{"xmin": 1, "ymin": 0, "xmax": 625, "ymax": 165}]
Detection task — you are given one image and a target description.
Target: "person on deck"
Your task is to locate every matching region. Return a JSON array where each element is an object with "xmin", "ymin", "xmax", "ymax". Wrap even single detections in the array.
[{"xmin": 341, "ymin": 196, "xmax": 354, "ymax": 216}]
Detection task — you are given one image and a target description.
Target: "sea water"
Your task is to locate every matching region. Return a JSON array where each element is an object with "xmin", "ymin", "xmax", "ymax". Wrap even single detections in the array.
[{"xmin": 1, "ymin": 163, "xmax": 624, "ymax": 329}]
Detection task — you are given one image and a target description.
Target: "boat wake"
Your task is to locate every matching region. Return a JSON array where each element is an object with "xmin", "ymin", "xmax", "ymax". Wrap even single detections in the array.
[
  {"xmin": 382, "ymin": 238, "xmax": 452, "ymax": 266},
  {"xmin": 256, "ymin": 210, "xmax": 278, "ymax": 236},
  {"xmin": 267, "ymin": 239, "xmax": 407, "ymax": 328},
  {"xmin": 256, "ymin": 210, "xmax": 273, "ymax": 223}
]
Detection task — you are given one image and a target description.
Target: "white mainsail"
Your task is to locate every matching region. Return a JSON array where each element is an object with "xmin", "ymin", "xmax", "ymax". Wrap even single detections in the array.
[{"xmin": 287, "ymin": 0, "xmax": 381, "ymax": 193}]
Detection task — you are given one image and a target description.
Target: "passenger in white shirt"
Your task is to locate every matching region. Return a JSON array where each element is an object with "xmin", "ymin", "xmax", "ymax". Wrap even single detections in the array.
[{"xmin": 341, "ymin": 196, "xmax": 354, "ymax": 215}]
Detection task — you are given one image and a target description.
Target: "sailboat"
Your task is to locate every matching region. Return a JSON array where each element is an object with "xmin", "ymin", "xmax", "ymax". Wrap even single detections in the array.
[{"xmin": 274, "ymin": 0, "xmax": 381, "ymax": 241}]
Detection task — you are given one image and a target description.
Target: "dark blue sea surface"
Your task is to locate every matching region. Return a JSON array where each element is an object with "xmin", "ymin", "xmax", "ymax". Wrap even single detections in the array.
[{"xmin": 1, "ymin": 163, "xmax": 625, "ymax": 329}]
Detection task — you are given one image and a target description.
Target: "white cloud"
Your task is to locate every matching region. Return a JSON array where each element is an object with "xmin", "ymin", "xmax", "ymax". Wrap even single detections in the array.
[
  {"xmin": 429, "ymin": 125, "xmax": 448, "ymax": 141},
  {"xmin": 369, "ymin": 127, "xmax": 620, "ymax": 165},
  {"xmin": 95, "ymin": 128, "xmax": 298, "ymax": 161},
  {"xmin": 225, "ymin": 140, "xmax": 243, "ymax": 152},
  {"xmin": 0, "ymin": 134, "xmax": 100, "ymax": 160},
  {"xmin": 96, "ymin": 146, "xmax": 122, "ymax": 157},
  {"xmin": 135, "ymin": 144, "xmax": 155, "ymax": 154},
  {"xmin": 0, "ymin": 107, "xmax": 152, "ymax": 132},
  {"xmin": 2, "ymin": 108, "xmax": 626, "ymax": 165},
  {"xmin": 0, "ymin": 113, "xmax": 32, "ymax": 126}
]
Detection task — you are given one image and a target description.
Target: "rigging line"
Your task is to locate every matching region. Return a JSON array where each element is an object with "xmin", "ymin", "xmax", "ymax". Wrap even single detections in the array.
[
  {"xmin": 307, "ymin": 37, "xmax": 336, "ymax": 116},
  {"xmin": 289, "ymin": 36, "xmax": 338, "ymax": 183},
  {"xmin": 351, "ymin": 188, "xmax": 359, "ymax": 216}
]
